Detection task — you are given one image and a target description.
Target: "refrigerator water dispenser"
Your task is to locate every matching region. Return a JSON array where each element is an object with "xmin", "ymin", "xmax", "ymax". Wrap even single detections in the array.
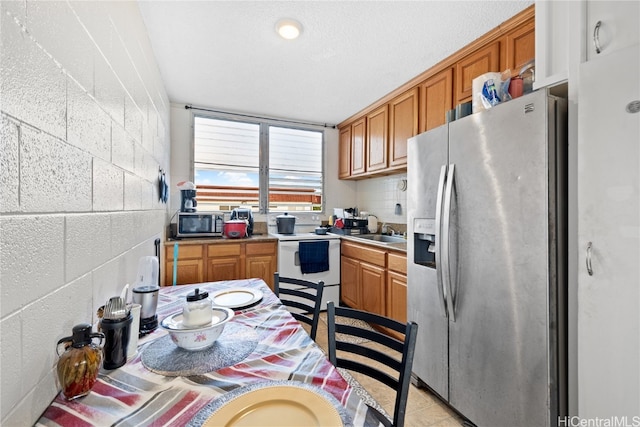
[{"xmin": 413, "ymin": 218, "xmax": 436, "ymax": 268}]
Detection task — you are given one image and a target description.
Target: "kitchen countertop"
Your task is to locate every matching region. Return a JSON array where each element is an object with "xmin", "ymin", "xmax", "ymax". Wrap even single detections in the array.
[
  {"xmin": 165, "ymin": 233, "xmax": 406, "ymax": 252},
  {"xmin": 339, "ymin": 234, "xmax": 407, "ymax": 253},
  {"xmin": 165, "ymin": 234, "xmax": 278, "ymax": 245}
]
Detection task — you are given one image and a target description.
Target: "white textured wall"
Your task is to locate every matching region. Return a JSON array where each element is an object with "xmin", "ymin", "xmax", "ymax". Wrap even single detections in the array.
[{"xmin": 0, "ymin": 1, "xmax": 170, "ymax": 425}]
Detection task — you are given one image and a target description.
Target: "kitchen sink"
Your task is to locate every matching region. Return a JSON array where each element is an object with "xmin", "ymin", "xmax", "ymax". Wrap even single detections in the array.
[{"xmin": 354, "ymin": 234, "xmax": 406, "ymax": 244}]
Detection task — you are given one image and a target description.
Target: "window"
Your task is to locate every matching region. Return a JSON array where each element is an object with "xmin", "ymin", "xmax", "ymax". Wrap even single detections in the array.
[{"xmin": 193, "ymin": 115, "xmax": 324, "ymax": 213}]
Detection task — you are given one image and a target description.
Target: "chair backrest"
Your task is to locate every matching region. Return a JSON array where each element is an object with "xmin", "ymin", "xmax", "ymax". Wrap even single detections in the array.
[
  {"xmin": 273, "ymin": 273, "xmax": 324, "ymax": 341},
  {"xmin": 326, "ymin": 301, "xmax": 418, "ymax": 427}
]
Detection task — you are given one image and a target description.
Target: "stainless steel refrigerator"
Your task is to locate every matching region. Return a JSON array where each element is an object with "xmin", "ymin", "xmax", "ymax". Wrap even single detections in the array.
[{"xmin": 407, "ymin": 89, "xmax": 567, "ymax": 427}]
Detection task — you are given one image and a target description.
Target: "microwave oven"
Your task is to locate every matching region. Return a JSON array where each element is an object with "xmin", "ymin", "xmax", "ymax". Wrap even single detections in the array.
[{"xmin": 176, "ymin": 212, "xmax": 224, "ymax": 238}]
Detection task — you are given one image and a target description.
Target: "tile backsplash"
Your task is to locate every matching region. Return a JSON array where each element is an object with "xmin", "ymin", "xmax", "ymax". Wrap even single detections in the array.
[{"xmin": 355, "ymin": 173, "xmax": 407, "ymax": 225}]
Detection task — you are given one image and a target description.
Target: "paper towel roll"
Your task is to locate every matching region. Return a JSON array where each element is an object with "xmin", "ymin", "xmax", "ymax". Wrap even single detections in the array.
[
  {"xmin": 367, "ymin": 215, "xmax": 378, "ymax": 233},
  {"xmin": 472, "ymin": 72, "xmax": 502, "ymax": 113}
]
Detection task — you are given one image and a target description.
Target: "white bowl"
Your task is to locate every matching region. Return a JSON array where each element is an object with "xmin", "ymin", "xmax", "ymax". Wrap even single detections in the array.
[{"xmin": 160, "ymin": 307, "xmax": 234, "ymax": 351}]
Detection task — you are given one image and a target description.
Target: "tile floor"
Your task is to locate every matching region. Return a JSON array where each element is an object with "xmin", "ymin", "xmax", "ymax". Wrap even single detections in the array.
[{"xmin": 307, "ymin": 318, "xmax": 465, "ymax": 427}]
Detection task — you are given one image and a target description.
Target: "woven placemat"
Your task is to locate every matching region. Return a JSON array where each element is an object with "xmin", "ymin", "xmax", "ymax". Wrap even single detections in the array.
[{"xmin": 141, "ymin": 323, "xmax": 258, "ymax": 376}]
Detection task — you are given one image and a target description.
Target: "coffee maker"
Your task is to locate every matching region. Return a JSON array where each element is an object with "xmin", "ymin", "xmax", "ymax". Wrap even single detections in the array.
[
  {"xmin": 180, "ymin": 189, "xmax": 197, "ymax": 212},
  {"xmin": 177, "ymin": 181, "xmax": 197, "ymax": 212}
]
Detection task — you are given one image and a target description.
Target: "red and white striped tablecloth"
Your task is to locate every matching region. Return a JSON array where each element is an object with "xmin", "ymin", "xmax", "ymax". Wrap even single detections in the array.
[{"xmin": 36, "ymin": 278, "xmax": 383, "ymax": 427}]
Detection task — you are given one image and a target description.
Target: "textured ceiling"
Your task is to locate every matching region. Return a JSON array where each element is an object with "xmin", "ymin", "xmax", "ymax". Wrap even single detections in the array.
[{"xmin": 137, "ymin": 1, "xmax": 533, "ymax": 126}]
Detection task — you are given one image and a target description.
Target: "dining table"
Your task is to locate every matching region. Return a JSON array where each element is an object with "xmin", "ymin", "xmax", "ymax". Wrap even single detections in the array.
[{"xmin": 36, "ymin": 278, "xmax": 385, "ymax": 426}]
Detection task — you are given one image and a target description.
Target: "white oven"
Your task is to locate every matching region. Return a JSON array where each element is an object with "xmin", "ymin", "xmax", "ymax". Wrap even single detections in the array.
[{"xmin": 273, "ymin": 232, "xmax": 341, "ymax": 310}]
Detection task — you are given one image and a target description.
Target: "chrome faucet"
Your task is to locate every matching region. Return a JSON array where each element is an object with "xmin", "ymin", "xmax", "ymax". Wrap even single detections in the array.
[{"xmin": 381, "ymin": 223, "xmax": 397, "ymax": 235}]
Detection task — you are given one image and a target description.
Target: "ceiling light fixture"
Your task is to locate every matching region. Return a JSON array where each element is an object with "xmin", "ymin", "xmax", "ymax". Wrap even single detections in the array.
[{"xmin": 276, "ymin": 19, "xmax": 302, "ymax": 40}]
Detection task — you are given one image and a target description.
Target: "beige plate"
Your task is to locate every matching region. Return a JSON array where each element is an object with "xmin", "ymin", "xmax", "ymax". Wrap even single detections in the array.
[
  {"xmin": 203, "ymin": 385, "xmax": 342, "ymax": 426},
  {"xmin": 211, "ymin": 288, "xmax": 263, "ymax": 309}
]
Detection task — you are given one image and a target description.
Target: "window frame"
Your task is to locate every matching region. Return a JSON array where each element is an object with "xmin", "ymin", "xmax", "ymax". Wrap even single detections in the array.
[{"xmin": 190, "ymin": 111, "xmax": 326, "ymax": 214}]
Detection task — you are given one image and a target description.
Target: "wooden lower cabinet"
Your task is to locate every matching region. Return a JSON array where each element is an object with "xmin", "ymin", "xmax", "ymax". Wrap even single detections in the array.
[
  {"xmin": 207, "ymin": 243, "xmax": 242, "ymax": 282},
  {"xmin": 245, "ymin": 241, "xmax": 277, "ymax": 289},
  {"xmin": 386, "ymin": 251, "xmax": 408, "ymax": 339},
  {"xmin": 360, "ymin": 262, "xmax": 386, "ymax": 316},
  {"xmin": 340, "ymin": 256, "xmax": 360, "ymax": 308},
  {"xmin": 164, "ymin": 244, "xmax": 205, "ymax": 285},
  {"xmin": 387, "ymin": 271, "xmax": 407, "ymax": 322},
  {"xmin": 166, "ymin": 258, "xmax": 204, "ymax": 286},
  {"xmin": 340, "ymin": 241, "xmax": 407, "ymax": 327},
  {"xmin": 163, "ymin": 240, "xmax": 277, "ymax": 289}
]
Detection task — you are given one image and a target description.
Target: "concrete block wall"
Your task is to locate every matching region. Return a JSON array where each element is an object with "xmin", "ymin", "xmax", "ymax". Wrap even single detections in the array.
[{"xmin": 0, "ymin": 1, "xmax": 170, "ymax": 425}]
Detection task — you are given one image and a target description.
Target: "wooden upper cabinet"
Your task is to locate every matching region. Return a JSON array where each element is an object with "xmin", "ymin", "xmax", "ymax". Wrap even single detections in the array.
[
  {"xmin": 419, "ymin": 67, "xmax": 454, "ymax": 133},
  {"xmin": 366, "ymin": 104, "xmax": 388, "ymax": 172},
  {"xmin": 351, "ymin": 117, "xmax": 366, "ymax": 176},
  {"xmin": 336, "ymin": 6, "xmax": 533, "ymax": 181},
  {"xmin": 338, "ymin": 126, "xmax": 351, "ymax": 179},
  {"xmin": 503, "ymin": 19, "xmax": 535, "ymax": 77},
  {"xmin": 389, "ymin": 88, "xmax": 418, "ymax": 168},
  {"xmin": 455, "ymin": 41, "xmax": 500, "ymax": 103}
]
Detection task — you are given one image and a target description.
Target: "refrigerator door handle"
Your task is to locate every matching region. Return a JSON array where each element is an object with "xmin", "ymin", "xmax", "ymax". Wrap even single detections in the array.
[
  {"xmin": 442, "ymin": 163, "xmax": 456, "ymax": 322},
  {"xmin": 435, "ymin": 164, "xmax": 449, "ymax": 318}
]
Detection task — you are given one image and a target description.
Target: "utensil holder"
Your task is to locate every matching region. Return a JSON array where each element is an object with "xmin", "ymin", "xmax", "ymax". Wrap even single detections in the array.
[{"xmin": 100, "ymin": 315, "xmax": 132, "ymax": 370}]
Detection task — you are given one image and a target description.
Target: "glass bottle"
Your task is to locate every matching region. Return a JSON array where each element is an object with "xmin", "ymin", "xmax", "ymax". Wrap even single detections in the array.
[
  {"xmin": 56, "ymin": 323, "xmax": 104, "ymax": 400},
  {"xmin": 183, "ymin": 288, "xmax": 213, "ymax": 327}
]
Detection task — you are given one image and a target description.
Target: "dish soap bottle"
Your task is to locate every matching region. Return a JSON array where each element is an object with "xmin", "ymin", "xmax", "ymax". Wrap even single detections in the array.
[{"xmin": 56, "ymin": 323, "xmax": 104, "ymax": 400}]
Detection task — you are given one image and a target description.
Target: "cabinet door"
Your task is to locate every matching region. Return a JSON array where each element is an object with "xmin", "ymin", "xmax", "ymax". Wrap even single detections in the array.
[
  {"xmin": 455, "ymin": 41, "xmax": 500, "ymax": 103},
  {"xmin": 419, "ymin": 68, "xmax": 454, "ymax": 133},
  {"xmin": 366, "ymin": 105, "xmax": 388, "ymax": 172},
  {"xmin": 503, "ymin": 19, "xmax": 535, "ymax": 77},
  {"xmin": 246, "ymin": 255, "xmax": 276, "ymax": 290},
  {"xmin": 387, "ymin": 270, "xmax": 407, "ymax": 323},
  {"xmin": 578, "ymin": 45, "xmax": 640, "ymax": 418},
  {"xmin": 207, "ymin": 257, "xmax": 242, "ymax": 282},
  {"xmin": 164, "ymin": 244, "xmax": 204, "ymax": 286},
  {"xmin": 338, "ymin": 126, "xmax": 351, "ymax": 179},
  {"xmin": 389, "ymin": 88, "xmax": 418, "ymax": 168},
  {"xmin": 351, "ymin": 118, "xmax": 366, "ymax": 176},
  {"xmin": 360, "ymin": 262, "xmax": 386, "ymax": 316},
  {"xmin": 386, "ymin": 270, "xmax": 407, "ymax": 340},
  {"xmin": 165, "ymin": 259, "xmax": 204, "ymax": 285},
  {"xmin": 586, "ymin": 1, "xmax": 640, "ymax": 61},
  {"xmin": 341, "ymin": 256, "xmax": 360, "ymax": 308}
]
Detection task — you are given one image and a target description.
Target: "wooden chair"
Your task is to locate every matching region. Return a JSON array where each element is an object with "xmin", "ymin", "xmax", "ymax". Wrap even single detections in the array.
[
  {"xmin": 326, "ymin": 301, "xmax": 418, "ymax": 427},
  {"xmin": 273, "ymin": 273, "xmax": 324, "ymax": 340}
]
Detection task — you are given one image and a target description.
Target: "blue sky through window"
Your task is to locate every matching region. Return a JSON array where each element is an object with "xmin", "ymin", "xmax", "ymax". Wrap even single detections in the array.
[{"xmin": 195, "ymin": 169, "xmax": 259, "ymax": 187}]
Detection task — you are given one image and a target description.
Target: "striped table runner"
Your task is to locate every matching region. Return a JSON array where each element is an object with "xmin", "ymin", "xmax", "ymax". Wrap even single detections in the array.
[{"xmin": 36, "ymin": 279, "xmax": 384, "ymax": 427}]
